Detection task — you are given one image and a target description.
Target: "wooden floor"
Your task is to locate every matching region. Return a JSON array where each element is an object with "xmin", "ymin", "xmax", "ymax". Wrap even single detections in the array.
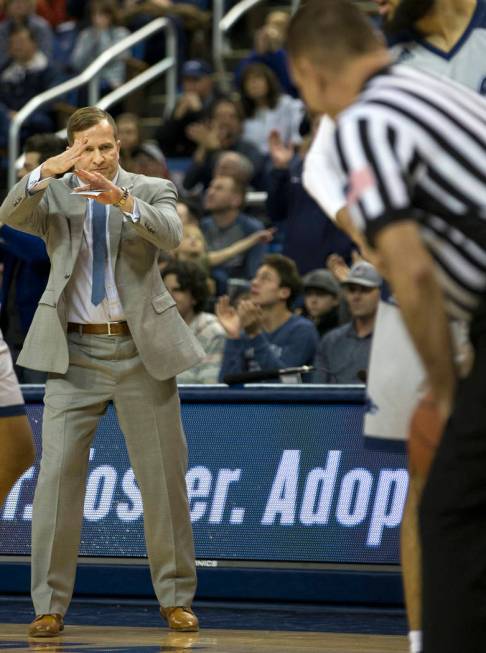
[{"xmin": 0, "ymin": 623, "xmax": 408, "ymax": 652}]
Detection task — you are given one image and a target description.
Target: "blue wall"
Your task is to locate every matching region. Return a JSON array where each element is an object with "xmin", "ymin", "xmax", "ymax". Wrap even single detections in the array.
[{"xmin": 0, "ymin": 386, "xmax": 405, "ymax": 604}]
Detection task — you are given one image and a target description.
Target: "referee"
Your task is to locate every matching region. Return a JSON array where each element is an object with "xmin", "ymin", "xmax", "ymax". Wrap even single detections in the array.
[{"xmin": 287, "ymin": 2, "xmax": 486, "ymax": 652}]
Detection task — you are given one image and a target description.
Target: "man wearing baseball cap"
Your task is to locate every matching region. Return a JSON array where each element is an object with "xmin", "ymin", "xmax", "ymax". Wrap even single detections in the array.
[
  {"xmin": 302, "ymin": 269, "xmax": 340, "ymax": 338},
  {"xmin": 313, "ymin": 261, "xmax": 381, "ymax": 383},
  {"xmin": 155, "ymin": 59, "xmax": 222, "ymax": 157}
]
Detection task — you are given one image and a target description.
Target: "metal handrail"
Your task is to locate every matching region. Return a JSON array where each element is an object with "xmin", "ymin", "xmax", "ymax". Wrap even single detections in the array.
[
  {"xmin": 8, "ymin": 17, "xmax": 176, "ymax": 188},
  {"xmin": 212, "ymin": 0, "xmax": 225, "ymax": 75},
  {"xmin": 219, "ymin": 0, "xmax": 264, "ymax": 33}
]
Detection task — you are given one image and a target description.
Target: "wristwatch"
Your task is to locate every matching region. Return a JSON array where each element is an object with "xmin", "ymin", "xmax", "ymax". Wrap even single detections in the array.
[{"xmin": 113, "ymin": 186, "xmax": 129, "ymax": 208}]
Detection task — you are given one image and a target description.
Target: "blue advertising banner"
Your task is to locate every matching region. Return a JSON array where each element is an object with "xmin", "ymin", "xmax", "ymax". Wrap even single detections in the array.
[{"xmin": 0, "ymin": 387, "xmax": 408, "ymax": 565}]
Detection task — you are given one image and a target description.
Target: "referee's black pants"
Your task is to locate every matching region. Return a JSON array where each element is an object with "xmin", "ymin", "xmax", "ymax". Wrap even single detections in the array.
[{"xmin": 420, "ymin": 306, "xmax": 486, "ymax": 653}]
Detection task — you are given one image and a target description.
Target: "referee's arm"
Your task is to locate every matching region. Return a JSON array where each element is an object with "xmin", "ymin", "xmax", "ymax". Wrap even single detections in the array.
[
  {"xmin": 375, "ymin": 221, "xmax": 456, "ymax": 420},
  {"xmin": 332, "ymin": 113, "xmax": 456, "ymax": 418}
]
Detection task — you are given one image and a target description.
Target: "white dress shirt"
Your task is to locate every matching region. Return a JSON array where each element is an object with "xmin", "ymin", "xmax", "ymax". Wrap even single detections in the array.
[{"xmin": 28, "ymin": 167, "xmax": 140, "ymax": 324}]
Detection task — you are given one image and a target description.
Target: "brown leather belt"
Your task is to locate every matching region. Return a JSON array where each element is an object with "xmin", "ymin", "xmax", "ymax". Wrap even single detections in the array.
[{"xmin": 67, "ymin": 321, "xmax": 131, "ymax": 336}]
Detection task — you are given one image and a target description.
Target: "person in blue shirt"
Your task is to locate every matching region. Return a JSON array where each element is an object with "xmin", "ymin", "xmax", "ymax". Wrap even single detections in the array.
[
  {"xmin": 216, "ymin": 254, "xmax": 319, "ymax": 381},
  {"xmin": 201, "ymin": 175, "xmax": 266, "ymax": 292},
  {"xmin": 0, "ymin": 133, "xmax": 64, "ymax": 382},
  {"xmin": 235, "ymin": 10, "xmax": 298, "ymax": 97}
]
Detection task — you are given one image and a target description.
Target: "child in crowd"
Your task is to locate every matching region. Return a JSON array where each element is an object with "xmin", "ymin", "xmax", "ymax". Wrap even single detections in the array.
[{"xmin": 176, "ymin": 222, "xmax": 275, "ymax": 276}]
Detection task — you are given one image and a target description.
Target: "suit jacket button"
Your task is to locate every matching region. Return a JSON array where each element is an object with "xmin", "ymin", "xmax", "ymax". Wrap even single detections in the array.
[{"xmin": 65, "ymin": 273, "xmax": 71, "ymax": 278}]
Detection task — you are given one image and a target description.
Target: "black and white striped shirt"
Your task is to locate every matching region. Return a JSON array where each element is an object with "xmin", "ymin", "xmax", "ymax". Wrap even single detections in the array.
[{"xmin": 329, "ymin": 64, "xmax": 486, "ymax": 321}]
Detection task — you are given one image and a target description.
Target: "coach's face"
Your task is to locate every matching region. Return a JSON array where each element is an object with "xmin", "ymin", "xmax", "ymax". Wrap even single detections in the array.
[{"xmin": 72, "ymin": 119, "xmax": 121, "ymax": 181}]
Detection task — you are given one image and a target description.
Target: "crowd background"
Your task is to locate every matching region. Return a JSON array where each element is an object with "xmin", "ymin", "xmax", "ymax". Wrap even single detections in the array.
[{"xmin": 0, "ymin": 0, "xmax": 383, "ymax": 385}]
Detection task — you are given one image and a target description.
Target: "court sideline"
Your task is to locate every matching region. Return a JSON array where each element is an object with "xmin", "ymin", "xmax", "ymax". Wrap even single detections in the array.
[{"xmin": 0, "ymin": 598, "xmax": 408, "ymax": 652}]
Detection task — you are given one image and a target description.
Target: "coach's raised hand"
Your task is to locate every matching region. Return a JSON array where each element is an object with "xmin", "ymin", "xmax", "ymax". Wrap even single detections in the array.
[
  {"xmin": 73, "ymin": 169, "xmax": 124, "ymax": 206},
  {"xmin": 40, "ymin": 138, "xmax": 89, "ymax": 179}
]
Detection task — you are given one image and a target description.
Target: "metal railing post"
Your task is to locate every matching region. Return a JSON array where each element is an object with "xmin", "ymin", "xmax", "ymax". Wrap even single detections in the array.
[
  {"xmin": 165, "ymin": 22, "xmax": 177, "ymax": 118},
  {"xmin": 213, "ymin": 0, "xmax": 224, "ymax": 76},
  {"xmin": 88, "ymin": 76, "xmax": 99, "ymax": 107},
  {"xmin": 7, "ymin": 121, "xmax": 21, "ymax": 189}
]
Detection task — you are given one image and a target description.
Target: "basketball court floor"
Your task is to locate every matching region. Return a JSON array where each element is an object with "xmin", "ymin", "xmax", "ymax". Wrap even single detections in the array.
[{"xmin": 0, "ymin": 599, "xmax": 408, "ymax": 652}]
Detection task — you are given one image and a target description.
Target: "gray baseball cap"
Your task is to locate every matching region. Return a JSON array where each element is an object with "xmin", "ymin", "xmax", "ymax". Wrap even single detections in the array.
[
  {"xmin": 342, "ymin": 261, "xmax": 382, "ymax": 288},
  {"xmin": 303, "ymin": 269, "xmax": 340, "ymax": 295}
]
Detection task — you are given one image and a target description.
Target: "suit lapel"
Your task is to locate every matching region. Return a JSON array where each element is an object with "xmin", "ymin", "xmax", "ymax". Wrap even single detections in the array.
[
  {"xmin": 109, "ymin": 205, "xmax": 122, "ymax": 269},
  {"xmin": 109, "ymin": 168, "xmax": 134, "ymax": 270},
  {"xmin": 61, "ymin": 174, "xmax": 87, "ymax": 266}
]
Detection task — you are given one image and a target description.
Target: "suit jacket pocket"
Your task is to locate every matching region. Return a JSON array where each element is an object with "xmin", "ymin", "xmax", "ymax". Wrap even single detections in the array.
[
  {"xmin": 152, "ymin": 291, "xmax": 176, "ymax": 314},
  {"xmin": 38, "ymin": 289, "xmax": 56, "ymax": 307}
]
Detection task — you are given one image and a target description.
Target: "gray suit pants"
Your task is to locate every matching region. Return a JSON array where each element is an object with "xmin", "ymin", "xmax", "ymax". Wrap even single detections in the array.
[{"xmin": 31, "ymin": 332, "xmax": 196, "ymax": 615}]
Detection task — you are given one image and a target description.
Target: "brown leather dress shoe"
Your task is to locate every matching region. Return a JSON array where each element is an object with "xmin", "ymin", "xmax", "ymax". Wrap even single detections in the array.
[
  {"xmin": 160, "ymin": 606, "xmax": 199, "ymax": 632},
  {"xmin": 28, "ymin": 613, "xmax": 64, "ymax": 637}
]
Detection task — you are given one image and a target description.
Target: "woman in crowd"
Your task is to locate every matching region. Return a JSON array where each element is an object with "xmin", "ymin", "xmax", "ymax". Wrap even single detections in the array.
[
  {"xmin": 238, "ymin": 62, "xmax": 304, "ymax": 155},
  {"xmin": 70, "ymin": 0, "xmax": 129, "ymax": 96}
]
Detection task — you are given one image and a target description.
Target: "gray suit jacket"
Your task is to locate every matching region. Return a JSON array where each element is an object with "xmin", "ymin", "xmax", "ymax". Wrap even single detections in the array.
[{"xmin": 0, "ymin": 167, "xmax": 205, "ymax": 380}]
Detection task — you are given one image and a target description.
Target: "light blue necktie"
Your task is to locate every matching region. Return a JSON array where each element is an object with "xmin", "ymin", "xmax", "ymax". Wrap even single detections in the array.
[{"xmin": 91, "ymin": 200, "xmax": 107, "ymax": 306}]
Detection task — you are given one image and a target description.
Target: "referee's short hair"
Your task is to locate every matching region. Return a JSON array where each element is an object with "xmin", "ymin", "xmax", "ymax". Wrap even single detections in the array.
[{"xmin": 287, "ymin": 0, "xmax": 382, "ymax": 66}]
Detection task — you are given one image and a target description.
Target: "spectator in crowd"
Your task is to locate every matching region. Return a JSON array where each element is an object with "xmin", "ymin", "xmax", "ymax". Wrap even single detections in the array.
[
  {"xmin": 201, "ymin": 175, "xmax": 267, "ymax": 288},
  {"xmin": 155, "ymin": 59, "xmax": 222, "ymax": 158},
  {"xmin": 267, "ymin": 126, "xmax": 353, "ymax": 275},
  {"xmin": 16, "ymin": 131, "xmax": 65, "ymax": 176},
  {"xmin": 213, "ymin": 150, "xmax": 254, "ymax": 188},
  {"xmin": 70, "ymin": 0, "xmax": 129, "ymax": 96},
  {"xmin": 162, "ymin": 260, "xmax": 225, "ymax": 384},
  {"xmin": 176, "ymin": 221, "xmax": 274, "ymax": 276},
  {"xmin": 239, "ymin": 62, "xmax": 303, "ymax": 155},
  {"xmin": 0, "ymin": 23, "xmax": 61, "ymax": 147},
  {"xmin": 131, "ymin": 141, "xmax": 170, "ymax": 179},
  {"xmin": 35, "ymin": 0, "xmax": 69, "ymax": 27},
  {"xmin": 120, "ymin": 0, "xmax": 211, "ymax": 63},
  {"xmin": 235, "ymin": 9, "xmax": 297, "ymax": 97},
  {"xmin": 302, "ymin": 269, "xmax": 340, "ymax": 338},
  {"xmin": 116, "ymin": 112, "xmax": 141, "ymax": 170},
  {"xmin": 64, "ymin": 0, "xmax": 85, "ymax": 21},
  {"xmin": 313, "ymin": 262, "xmax": 381, "ymax": 384},
  {"xmin": 0, "ymin": 133, "xmax": 65, "ymax": 382},
  {"xmin": 183, "ymin": 97, "xmax": 265, "ymax": 193},
  {"xmin": 0, "ymin": 0, "xmax": 54, "ymax": 71},
  {"xmin": 217, "ymin": 254, "xmax": 319, "ymax": 381},
  {"xmin": 177, "ymin": 197, "xmax": 202, "ymax": 226}
]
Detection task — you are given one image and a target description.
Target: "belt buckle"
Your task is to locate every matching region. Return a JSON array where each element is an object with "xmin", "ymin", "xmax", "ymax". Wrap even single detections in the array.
[{"xmin": 107, "ymin": 322, "xmax": 114, "ymax": 336}]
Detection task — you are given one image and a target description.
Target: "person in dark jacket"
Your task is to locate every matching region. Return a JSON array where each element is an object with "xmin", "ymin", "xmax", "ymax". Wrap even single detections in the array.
[
  {"xmin": 301, "ymin": 268, "xmax": 341, "ymax": 337},
  {"xmin": 0, "ymin": 133, "xmax": 65, "ymax": 382},
  {"xmin": 0, "ymin": 24, "xmax": 60, "ymax": 147},
  {"xmin": 155, "ymin": 60, "xmax": 223, "ymax": 158},
  {"xmin": 266, "ymin": 128, "xmax": 353, "ymax": 274},
  {"xmin": 183, "ymin": 97, "xmax": 265, "ymax": 192}
]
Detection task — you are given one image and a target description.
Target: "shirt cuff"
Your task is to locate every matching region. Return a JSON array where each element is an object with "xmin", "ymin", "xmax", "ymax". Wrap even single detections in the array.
[
  {"xmin": 121, "ymin": 197, "xmax": 140, "ymax": 222},
  {"xmin": 27, "ymin": 165, "xmax": 55, "ymax": 194}
]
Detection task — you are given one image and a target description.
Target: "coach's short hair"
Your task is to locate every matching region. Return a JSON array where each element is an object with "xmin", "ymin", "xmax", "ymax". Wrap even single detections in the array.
[
  {"xmin": 67, "ymin": 107, "xmax": 118, "ymax": 145},
  {"xmin": 287, "ymin": 0, "xmax": 381, "ymax": 66}
]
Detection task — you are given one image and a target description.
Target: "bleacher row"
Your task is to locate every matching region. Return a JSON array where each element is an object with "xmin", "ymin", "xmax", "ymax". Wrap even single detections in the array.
[{"xmin": 0, "ymin": 0, "xmax": 381, "ymax": 388}]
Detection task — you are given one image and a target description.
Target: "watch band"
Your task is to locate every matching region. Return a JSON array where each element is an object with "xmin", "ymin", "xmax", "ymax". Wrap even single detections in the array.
[{"xmin": 113, "ymin": 186, "xmax": 129, "ymax": 208}]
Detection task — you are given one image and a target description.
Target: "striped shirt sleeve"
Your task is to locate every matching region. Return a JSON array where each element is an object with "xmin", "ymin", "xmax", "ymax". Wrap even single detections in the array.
[{"xmin": 333, "ymin": 108, "xmax": 418, "ymax": 244}]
